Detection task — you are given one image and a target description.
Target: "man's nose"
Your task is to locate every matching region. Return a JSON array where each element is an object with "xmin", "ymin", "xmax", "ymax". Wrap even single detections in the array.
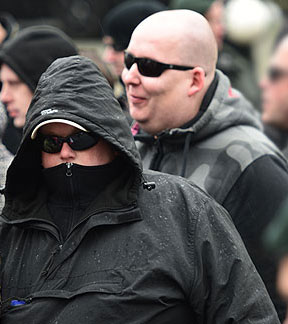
[
  {"xmin": 0, "ymin": 83, "xmax": 11, "ymax": 104},
  {"xmin": 59, "ymin": 142, "xmax": 76, "ymax": 160}
]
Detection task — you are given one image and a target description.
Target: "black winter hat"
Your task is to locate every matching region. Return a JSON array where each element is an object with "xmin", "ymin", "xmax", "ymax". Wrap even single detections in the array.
[
  {"xmin": 102, "ymin": 0, "xmax": 167, "ymax": 51},
  {"xmin": 0, "ymin": 25, "xmax": 78, "ymax": 91},
  {"xmin": 0, "ymin": 12, "xmax": 19, "ymax": 42},
  {"xmin": 169, "ymin": 0, "xmax": 215, "ymax": 15}
]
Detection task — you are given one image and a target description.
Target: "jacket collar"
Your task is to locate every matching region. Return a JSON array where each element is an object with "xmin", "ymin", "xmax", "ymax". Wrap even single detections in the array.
[{"xmin": 1, "ymin": 160, "xmax": 141, "ymax": 226}]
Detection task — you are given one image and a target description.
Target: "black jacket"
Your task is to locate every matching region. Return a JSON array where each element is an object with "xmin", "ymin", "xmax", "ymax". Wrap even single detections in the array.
[
  {"xmin": 0, "ymin": 56, "xmax": 280, "ymax": 323},
  {"xmin": 134, "ymin": 70, "xmax": 288, "ymax": 320}
]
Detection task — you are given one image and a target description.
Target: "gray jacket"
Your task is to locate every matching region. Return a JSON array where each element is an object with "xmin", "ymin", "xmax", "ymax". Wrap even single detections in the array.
[{"xmin": 134, "ymin": 70, "xmax": 288, "ymax": 320}]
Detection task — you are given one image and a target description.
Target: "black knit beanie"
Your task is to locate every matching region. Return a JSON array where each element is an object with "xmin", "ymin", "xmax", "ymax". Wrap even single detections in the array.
[
  {"xmin": 0, "ymin": 25, "xmax": 78, "ymax": 91},
  {"xmin": 102, "ymin": 0, "xmax": 167, "ymax": 51}
]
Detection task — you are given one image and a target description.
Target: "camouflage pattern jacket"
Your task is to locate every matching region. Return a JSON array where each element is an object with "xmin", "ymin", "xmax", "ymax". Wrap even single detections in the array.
[{"xmin": 134, "ymin": 70, "xmax": 288, "ymax": 321}]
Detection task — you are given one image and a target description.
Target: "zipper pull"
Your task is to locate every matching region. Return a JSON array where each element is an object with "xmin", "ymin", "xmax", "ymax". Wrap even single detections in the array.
[
  {"xmin": 41, "ymin": 246, "xmax": 62, "ymax": 277},
  {"xmin": 66, "ymin": 162, "xmax": 73, "ymax": 177}
]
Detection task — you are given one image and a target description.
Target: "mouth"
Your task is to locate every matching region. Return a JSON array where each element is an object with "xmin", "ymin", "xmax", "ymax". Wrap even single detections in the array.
[
  {"xmin": 7, "ymin": 109, "xmax": 18, "ymax": 118},
  {"xmin": 128, "ymin": 94, "xmax": 147, "ymax": 105}
]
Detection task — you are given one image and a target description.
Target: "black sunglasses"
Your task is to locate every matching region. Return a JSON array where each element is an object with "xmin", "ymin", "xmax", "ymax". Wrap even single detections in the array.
[
  {"xmin": 36, "ymin": 131, "xmax": 100, "ymax": 154},
  {"xmin": 268, "ymin": 67, "xmax": 288, "ymax": 82},
  {"xmin": 124, "ymin": 52, "xmax": 195, "ymax": 77}
]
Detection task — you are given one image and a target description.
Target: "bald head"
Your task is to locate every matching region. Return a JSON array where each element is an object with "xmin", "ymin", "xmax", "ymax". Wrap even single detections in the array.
[
  {"xmin": 123, "ymin": 10, "xmax": 219, "ymax": 135},
  {"xmin": 130, "ymin": 9, "xmax": 218, "ymax": 77}
]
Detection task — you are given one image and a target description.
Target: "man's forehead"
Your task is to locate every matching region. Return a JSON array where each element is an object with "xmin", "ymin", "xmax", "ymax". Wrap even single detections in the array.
[
  {"xmin": 129, "ymin": 27, "xmax": 180, "ymax": 54},
  {"xmin": 272, "ymin": 38, "xmax": 288, "ymax": 64},
  {"xmin": 132, "ymin": 20, "xmax": 177, "ymax": 43},
  {"xmin": 129, "ymin": 11, "xmax": 206, "ymax": 57},
  {"xmin": 0, "ymin": 63, "xmax": 20, "ymax": 80}
]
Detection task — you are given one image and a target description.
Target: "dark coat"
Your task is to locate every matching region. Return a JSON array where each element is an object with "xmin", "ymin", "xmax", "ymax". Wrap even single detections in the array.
[
  {"xmin": 0, "ymin": 56, "xmax": 280, "ymax": 323},
  {"xmin": 134, "ymin": 70, "xmax": 288, "ymax": 320}
]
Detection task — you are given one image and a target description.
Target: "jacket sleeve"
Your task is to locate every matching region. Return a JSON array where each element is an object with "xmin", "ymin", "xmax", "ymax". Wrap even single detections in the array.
[
  {"xmin": 223, "ymin": 154, "xmax": 288, "ymax": 320},
  {"xmin": 263, "ymin": 196, "xmax": 288, "ymax": 258},
  {"xmin": 188, "ymin": 197, "xmax": 280, "ymax": 323}
]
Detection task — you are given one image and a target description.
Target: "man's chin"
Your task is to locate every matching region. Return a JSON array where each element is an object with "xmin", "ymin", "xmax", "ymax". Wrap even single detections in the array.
[
  {"xmin": 136, "ymin": 121, "xmax": 159, "ymax": 136},
  {"xmin": 13, "ymin": 118, "xmax": 24, "ymax": 129}
]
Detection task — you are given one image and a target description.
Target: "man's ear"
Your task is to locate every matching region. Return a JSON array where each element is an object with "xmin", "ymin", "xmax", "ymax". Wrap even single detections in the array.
[{"xmin": 187, "ymin": 67, "xmax": 206, "ymax": 96}]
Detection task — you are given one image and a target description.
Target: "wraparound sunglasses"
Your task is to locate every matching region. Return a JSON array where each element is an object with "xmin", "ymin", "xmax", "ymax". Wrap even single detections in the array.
[
  {"xmin": 36, "ymin": 131, "xmax": 100, "ymax": 154},
  {"xmin": 124, "ymin": 52, "xmax": 195, "ymax": 77}
]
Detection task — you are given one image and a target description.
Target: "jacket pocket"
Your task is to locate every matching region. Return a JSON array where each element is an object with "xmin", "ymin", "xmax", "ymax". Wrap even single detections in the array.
[
  {"xmin": 1, "ymin": 278, "xmax": 124, "ymax": 323},
  {"xmin": 30, "ymin": 279, "xmax": 123, "ymax": 299}
]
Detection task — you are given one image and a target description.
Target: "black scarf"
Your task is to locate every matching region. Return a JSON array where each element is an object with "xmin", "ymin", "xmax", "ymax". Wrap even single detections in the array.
[{"xmin": 42, "ymin": 157, "xmax": 122, "ymax": 239}]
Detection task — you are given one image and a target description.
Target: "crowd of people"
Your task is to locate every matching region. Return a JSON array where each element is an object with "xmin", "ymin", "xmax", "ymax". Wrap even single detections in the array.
[{"xmin": 1, "ymin": 0, "xmax": 288, "ymax": 323}]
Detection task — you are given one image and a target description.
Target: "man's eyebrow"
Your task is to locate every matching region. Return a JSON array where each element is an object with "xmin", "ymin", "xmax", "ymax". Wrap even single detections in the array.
[{"xmin": 7, "ymin": 79, "xmax": 22, "ymax": 85}]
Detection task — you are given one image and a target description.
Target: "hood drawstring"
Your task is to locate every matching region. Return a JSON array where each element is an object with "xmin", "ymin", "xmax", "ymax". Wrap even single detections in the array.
[{"xmin": 180, "ymin": 132, "xmax": 192, "ymax": 178}]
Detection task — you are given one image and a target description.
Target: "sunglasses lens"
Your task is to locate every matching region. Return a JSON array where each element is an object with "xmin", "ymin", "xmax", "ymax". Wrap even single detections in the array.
[
  {"xmin": 42, "ymin": 136, "xmax": 62, "ymax": 153},
  {"xmin": 37, "ymin": 132, "xmax": 99, "ymax": 154},
  {"xmin": 124, "ymin": 52, "xmax": 164, "ymax": 77},
  {"xmin": 138, "ymin": 58, "xmax": 163, "ymax": 77},
  {"xmin": 68, "ymin": 132, "xmax": 99, "ymax": 151},
  {"xmin": 124, "ymin": 52, "xmax": 134, "ymax": 69}
]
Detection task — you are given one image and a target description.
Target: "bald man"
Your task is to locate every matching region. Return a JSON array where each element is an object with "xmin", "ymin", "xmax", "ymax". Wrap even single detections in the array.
[
  {"xmin": 122, "ymin": 10, "xmax": 288, "ymax": 321},
  {"xmin": 261, "ymin": 35, "xmax": 288, "ymax": 158}
]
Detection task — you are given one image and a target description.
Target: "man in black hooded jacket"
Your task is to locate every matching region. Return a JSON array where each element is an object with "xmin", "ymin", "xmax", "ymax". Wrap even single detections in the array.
[{"xmin": 0, "ymin": 55, "xmax": 280, "ymax": 323}]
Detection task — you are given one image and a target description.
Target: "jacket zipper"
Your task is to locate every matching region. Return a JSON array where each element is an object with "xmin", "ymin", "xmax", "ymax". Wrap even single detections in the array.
[
  {"xmin": 150, "ymin": 136, "xmax": 163, "ymax": 171},
  {"xmin": 66, "ymin": 162, "xmax": 73, "ymax": 176},
  {"xmin": 41, "ymin": 244, "xmax": 63, "ymax": 277},
  {"xmin": 41, "ymin": 162, "xmax": 73, "ymax": 277}
]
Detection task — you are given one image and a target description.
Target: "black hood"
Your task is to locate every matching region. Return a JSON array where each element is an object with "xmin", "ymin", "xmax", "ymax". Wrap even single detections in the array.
[{"xmin": 4, "ymin": 55, "xmax": 142, "ymax": 202}]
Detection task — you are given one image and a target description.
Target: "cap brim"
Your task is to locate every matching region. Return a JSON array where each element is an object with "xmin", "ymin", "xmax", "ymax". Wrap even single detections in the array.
[{"xmin": 31, "ymin": 119, "xmax": 87, "ymax": 139}]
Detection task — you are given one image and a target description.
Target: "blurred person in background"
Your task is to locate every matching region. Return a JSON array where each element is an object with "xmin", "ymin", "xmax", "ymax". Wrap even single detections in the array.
[
  {"xmin": 122, "ymin": 9, "xmax": 288, "ymax": 320},
  {"xmin": 169, "ymin": 0, "xmax": 260, "ymax": 109},
  {"xmin": 0, "ymin": 102, "xmax": 13, "ymax": 212},
  {"xmin": 263, "ymin": 195, "xmax": 288, "ymax": 324},
  {"xmin": 261, "ymin": 34, "xmax": 288, "ymax": 158},
  {"xmin": 0, "ymin": 12, "xmax": 18, "ymax": 213},
  {"xmin": 0, "ymin": 12, "xmax": 19, "ymax": 154},
  {"xmin": 101, "ymin": 0, "xmax": 166, "ymax": 120},
  {"xmin": 0, "ymin": 25, "xmax": 78, "ymax": 154}
]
